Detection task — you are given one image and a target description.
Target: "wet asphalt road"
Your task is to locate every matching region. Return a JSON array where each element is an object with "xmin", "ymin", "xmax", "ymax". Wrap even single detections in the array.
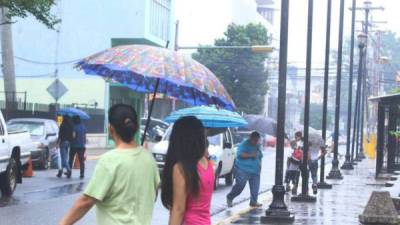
[{"xmin": 0, "ymin": 146, "xmax": 346, "ymax": 225}]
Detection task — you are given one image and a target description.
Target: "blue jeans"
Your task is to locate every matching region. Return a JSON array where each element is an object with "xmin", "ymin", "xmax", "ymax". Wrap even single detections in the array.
[
  {"xmin": 59, "ymin": 141, "xmax": 71, "ymax": 172},
  {"xmin": 227, "ymin": 167, "xmax": 260, "ymax": 205},
  {"xmin": 308, "ymin": 160, "xmax": 318, "ymax": 185}
]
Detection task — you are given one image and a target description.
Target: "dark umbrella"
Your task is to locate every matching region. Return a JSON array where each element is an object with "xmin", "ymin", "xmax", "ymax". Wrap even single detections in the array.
[
  {"xmin": 243, "ymin": 114, "xmax": 277, "ymax": 136},
  {"xmin": 58, "ymin": 108, "xmax": 90, "ymax": 120}
]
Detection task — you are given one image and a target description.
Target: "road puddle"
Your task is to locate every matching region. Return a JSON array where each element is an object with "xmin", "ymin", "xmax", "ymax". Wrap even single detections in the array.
[{"xmin": 0, "ymin": 182, "xmax": 85, "ymax": 208}]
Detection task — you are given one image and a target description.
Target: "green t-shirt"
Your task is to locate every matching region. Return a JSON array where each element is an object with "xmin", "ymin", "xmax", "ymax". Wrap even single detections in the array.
[{"xmin": 84, "ymin": 147, "xmax": 160, "ymax": 225}]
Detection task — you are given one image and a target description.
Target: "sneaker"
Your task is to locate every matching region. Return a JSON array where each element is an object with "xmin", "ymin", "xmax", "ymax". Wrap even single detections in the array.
[
  {"xmin": 227, "ymin": 197, "xmax": 233, "ymax": 208},
  {"xmin": 250, "ymin": 202, "xmax": 263, "ymax": 208},
  {"xmin": 312, "ymin": 184, "xmax": 318, "ymax": 194},
  {"xmin": 292, "ymin": 185, "xmax": 298, "ymax": 195},
  {"xmin": 285, "ymin": 183, "xmax": 291, "ymax": 192},
  {"xmin": 56, "ymin": 170, "xmax": 62, "ymax": 178}
]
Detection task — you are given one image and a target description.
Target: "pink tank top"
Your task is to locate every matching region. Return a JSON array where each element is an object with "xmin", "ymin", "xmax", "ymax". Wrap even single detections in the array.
[{"xmin": 183, "ymin": 161, "xmax": 214, "ymax": 225}]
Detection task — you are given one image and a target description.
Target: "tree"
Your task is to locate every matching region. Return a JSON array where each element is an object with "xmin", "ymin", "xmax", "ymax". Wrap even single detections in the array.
[
  {"xmin": 193, "ymin": 23, "xmax": 269, "ymax": 114},
  {"xmin": 0, "ymin": 0, "xmax": 59, "ymax": 28},
  {"xmin": 1, "ymin": 1, "xmax": 58, "ymax": 117},
  {"xmin": 301, "ymin": 103, "xmax": 334, "ymax": 130},
  {"xmin": 380, "ymin": 31, "xmax": 400, "ymax": 93}
]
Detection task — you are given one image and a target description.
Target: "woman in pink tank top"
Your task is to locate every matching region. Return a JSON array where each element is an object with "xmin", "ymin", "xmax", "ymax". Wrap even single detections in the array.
[{"xmin": 161, "ymin": 116, "xmax": 214, "ymax": 225}]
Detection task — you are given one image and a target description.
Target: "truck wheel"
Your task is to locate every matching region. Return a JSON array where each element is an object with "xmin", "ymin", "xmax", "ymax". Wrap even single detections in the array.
[
  {"xmin": 0, "ymin": 158, "xmax": 18, "ymax": 196},
  {"xmin": 214, "ymin": 163, "xmax": 222, "ymax": 190},
  {"xmin": 225, "ymin": 169, "xmax": 234, "ymax": 186},
  {"xmin": 39, "ymin": 148, "xmax": 49, "ymax": 170}
]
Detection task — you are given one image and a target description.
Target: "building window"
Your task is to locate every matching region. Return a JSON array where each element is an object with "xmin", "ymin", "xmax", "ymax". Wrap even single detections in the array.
[{"xmin": 150, "ymin": 0, "xmax": 171, "ymax": 41}]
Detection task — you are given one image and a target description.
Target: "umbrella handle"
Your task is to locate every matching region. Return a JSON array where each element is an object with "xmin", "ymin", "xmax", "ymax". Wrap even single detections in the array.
[{"xmin": 141, "ymin": 78, "xmax": 160, "ymax": 146}]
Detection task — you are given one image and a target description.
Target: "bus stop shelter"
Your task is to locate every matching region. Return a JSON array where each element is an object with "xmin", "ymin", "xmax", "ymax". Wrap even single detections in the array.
[{"xmin": 370, "ymin": 93, "xmax": 400, "ymax": 176}]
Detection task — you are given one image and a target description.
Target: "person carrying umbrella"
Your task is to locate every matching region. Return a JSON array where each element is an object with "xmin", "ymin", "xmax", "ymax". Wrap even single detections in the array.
[
  {"xmin": 226, "ymin": 131, "xmax": 263, "ymax": 208},
  {"xmin": 59, "ymin": 104, "xmax": 160, "ymax": 225},
  {"xmin": 69, "ymin": 116, "xmax": 87, "ymax": 179},
  {"xmin": 57, "ymin": 115, "xmax": 73, "ymax": 178}
]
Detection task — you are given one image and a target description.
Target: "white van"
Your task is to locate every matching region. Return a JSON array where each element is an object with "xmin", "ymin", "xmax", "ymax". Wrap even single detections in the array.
[
  {"xmin": 151, "ymin": 126, "xmax": 236, "ymax": 189},
  {"xmin": 0, "ymin": 112, "xmax": 34, "ymax": 196}
]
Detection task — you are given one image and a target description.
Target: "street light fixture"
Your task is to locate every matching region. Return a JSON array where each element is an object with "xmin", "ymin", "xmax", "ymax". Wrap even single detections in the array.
[
  {"xmin": 261, "ymin": 0, "xmax": 294, "ymax": 222},
  {"xmin": 327, "ymin": 0, "xmax": 345, "ymax": 180},
  {"xmin": 358, "ymin": 32, "xmax": 367, "ymax": 49},
  {"xmin": 318, "ymin": 0, "xmax": 333, "ymax": 189},
  {"xmin": 351, "ymin": 32, "xmax": 367, "ymax": 164},
  {"xmin": 341, "ymin": 0, "xmax": 357, "ymax": 171},
  {"xmin": 357, "ymin": 32, "xmax": 368, "ymax": 161}
]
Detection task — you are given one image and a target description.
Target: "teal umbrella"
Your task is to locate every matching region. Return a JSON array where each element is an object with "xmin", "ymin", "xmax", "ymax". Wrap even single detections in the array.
[{"xmin": 165, "ymin": 106, "xmax": 247, "ymax": 128}]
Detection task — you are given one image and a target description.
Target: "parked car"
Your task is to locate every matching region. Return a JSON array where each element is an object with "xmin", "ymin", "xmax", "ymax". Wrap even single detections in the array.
[
  {"xmin": 140, "ymin": 117, "xmax": 169, "ymax": 142},
  {"xmin": 151, "ymin": 126, "xmax": 236, "ymax": 189},
  {"xmin": 8, "ymin": 118, "xmax": 59, "ymax": 169},
  {"xmin": 0, "ymin": 112, "xmax": 33, "ymax": 196}
]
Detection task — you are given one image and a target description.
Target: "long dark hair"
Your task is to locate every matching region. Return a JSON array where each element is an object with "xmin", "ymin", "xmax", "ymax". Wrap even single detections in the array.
[
  {"xmin": 161, "ymin": 116, "xmax": 206, "ymax": 209},
  {"xmin": 108, "ymin": 104, "xmax": 138, "ymax": 143}
]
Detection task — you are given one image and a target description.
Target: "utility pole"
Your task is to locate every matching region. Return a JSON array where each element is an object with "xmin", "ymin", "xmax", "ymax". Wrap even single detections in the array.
[
  {"xmin": 353, "ymin": 1, "xmax": 384, "ymax": 160},
  {"xmin": 0, "ymin": 8, "xmax": 17, "ymax": 119}
]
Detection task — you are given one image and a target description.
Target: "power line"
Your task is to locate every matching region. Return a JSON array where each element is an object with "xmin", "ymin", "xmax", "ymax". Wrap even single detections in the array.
[{"xmin": 0, "ymin": 53, "xmax": 81, "ymax": 65}]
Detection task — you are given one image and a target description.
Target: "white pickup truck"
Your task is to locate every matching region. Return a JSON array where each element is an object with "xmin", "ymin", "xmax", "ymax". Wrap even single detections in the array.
[
  {"xmin": 0, "ymin": 112, "xmax": 32, "ymax": 196},
  {"xmin": 151, "ymin": 126, "xmax": 236, "ymax": 190}
]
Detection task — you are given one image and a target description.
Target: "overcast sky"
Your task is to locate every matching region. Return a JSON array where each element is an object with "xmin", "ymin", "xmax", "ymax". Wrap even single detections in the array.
[{"xmin": 176, "ymin": 0, "xmax": 400, "ymax": 67}]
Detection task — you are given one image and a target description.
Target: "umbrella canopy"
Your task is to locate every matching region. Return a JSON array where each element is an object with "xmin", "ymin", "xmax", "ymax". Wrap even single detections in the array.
[
  {"xmin": 308, "ymin": 132, "xmax": 325, "ymax": 148},
  {"xmin": 76, "ymin": 45, "xmax": 235, "ymax": 111},
  {"xmin": 165, "ymin": 106, "xmax": 247, "ymax": 128},
  {"xmin": 58, "ymin": 108, "xmax": 90, "ymax": 120},
  {"xmin": 243, "ymin": 114, "xmax": 277, "ymax": 136}
]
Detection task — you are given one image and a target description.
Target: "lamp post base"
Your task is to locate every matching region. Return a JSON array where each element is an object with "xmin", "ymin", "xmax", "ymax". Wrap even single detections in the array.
[
  {"xmin": 326, "ymin": 169, "xmax": 343, "ymax": 180},
  {"xmin": 291, "ymin": 193, "xmax": 317, "ymax": 202},
  {"xmin": 262, "ymin": 185, "xmax": 295, "ymax": 223},
  {"xmin": 341, "ymin": 160, "xmax": 354, "ymax": 170},
  {"xmin": 327, "ymin": 159, "xmax": 343, "ymax": 180},
  {"xmin": 353, "ymin": 157, "xmax": 362, "ymax": 162},
  {"xmin": 358, "ymin": 150, "xmax": 366, "ymax": 159},
  {"xmin": 317, "ymin": 181, "xmax": 332, "ymax": 189},
  {"xmin": 261, "ymin": 209, "xmax": 295, "ymax": 223}
]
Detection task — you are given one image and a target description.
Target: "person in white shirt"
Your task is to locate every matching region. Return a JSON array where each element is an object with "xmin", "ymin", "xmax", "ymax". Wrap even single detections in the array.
[{"xmin": 308, "ymin": 133, "xmax": 327, "ymax": 194}]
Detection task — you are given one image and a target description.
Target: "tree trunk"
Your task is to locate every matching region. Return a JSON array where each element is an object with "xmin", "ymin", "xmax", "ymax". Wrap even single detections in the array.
[{"xmin": 1, "ymin": 8, "xmax": 17, "ymax": 119}]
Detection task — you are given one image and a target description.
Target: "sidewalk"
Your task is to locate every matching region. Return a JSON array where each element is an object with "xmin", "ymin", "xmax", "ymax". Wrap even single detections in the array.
[{"xmin": 213, "ymin": 158, "xmax": 386, "ymax": 225}]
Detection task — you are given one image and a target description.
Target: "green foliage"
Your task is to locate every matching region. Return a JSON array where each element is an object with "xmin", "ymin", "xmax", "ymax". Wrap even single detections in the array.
[
  {"xmin": 0, "ymin": 0, "xmax": 59, "ymax": 29},
  {"xmin": 389, "ymin": 131, "xmax": 400, "ymax": 138},
  {"xmin": 389, "ymin": 87, "xmax": 400, "ymax": 94},
  {"xmin": 300, "ymin": 103, "xmax": 334, "ymax": 130},
  {"xmin": 193, "ymin": 23, "xmax": 269, "ymax": 114}
]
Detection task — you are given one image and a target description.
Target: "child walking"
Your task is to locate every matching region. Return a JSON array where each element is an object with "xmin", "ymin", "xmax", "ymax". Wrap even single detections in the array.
[{"xmin": 285, "ymin": 140, "xmax": 303, "ymax": 195}]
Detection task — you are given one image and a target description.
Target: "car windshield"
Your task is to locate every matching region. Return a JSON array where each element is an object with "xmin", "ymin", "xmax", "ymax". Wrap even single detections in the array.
[
  {"xmin": 9, "ymin": 122, "xmax": 45, "ymax": 136},
  {"xmin": 164, "ymin": 126, "xmax": 221, "ymax": 146},
  {"xmin": 207, "ymin": 134, "xmax": 221, "ymax": 146}
]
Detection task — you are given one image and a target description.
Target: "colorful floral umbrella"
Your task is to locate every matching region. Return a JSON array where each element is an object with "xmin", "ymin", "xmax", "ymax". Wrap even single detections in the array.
[
  {"xmin": 76, "ymin": 45, "xmax": 235, "ymax": 110},
  {"xmin": 76, "ymin": 45, "xmax": 235, "ymax": 144}
]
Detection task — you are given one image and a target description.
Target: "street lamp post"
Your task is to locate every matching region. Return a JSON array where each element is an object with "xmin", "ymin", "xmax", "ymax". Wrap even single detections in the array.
[
  {"xmin": 318, "ymin": 0, "xmax": 333, "ymax": 189},
  {"xmin": 327, "ymin": 0, "xmax": 345, "ymax": 180},
  {"xmin": 291, "ymin": 0, "xmax": 317, "ymax": 202},
  {"xmin": 353, "ymin": 34, "xmax": 367, "ymax": 163},
  {"xmin": 351, "ymin": 50, "xmax": 362, "ymax": 164},
  {"xmin": 261, "ymin": 0, "xmax": 294, "ymax": 222},
  {"xmin": 341, "ymin": 0, "xmax": 356, "ymax": 170}
]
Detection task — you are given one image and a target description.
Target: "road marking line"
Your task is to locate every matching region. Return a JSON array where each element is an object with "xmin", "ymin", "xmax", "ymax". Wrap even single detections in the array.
[{"xmin": 213, "ymin": 192, "xmax": 273, "ymax": 225}]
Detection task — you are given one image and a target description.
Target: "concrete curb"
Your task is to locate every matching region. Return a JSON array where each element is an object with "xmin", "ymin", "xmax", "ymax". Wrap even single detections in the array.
[{"xmin": 213, "ymin": 191, "xmax": 273, "ymax": 225}]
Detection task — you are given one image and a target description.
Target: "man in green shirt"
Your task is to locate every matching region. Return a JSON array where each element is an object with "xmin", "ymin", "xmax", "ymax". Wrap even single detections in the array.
[{"xmin": 59, "ymin": 104, "xmax": 160, "ymax": 225}]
